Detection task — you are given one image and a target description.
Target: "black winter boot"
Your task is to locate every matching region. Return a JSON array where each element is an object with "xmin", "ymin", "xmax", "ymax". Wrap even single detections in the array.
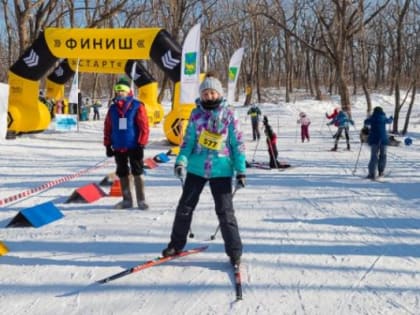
[
  {"xmin": 162, "ymin": 247, "xmax": 182, "ymax": 257},
  {"xmin": 114, "ymin": 176, "xmax": 133, "ymax": 209},
  {"xmin": 134, "ymin": 175, "xmax": 149, "ymax": 210}
]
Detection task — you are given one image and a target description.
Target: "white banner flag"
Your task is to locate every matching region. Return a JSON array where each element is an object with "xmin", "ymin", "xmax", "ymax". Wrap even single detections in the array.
[
  {"xmin": 180, "ymin": 23, "xmax": 201, "ymax": 104},
  {"xmin": 227, "ymin": 48, "xmax": 244, "ymax": 104},
  {"xmin": 0, "ymin": 82, "xmax": 9, "ymax": 140},
  {"xmin": 130, "ymin": 61, "xmax": 137, "ymax": 92},
  {"xmin": 68, "ymin": 59, "xmax": 79, "ymax": 104}
]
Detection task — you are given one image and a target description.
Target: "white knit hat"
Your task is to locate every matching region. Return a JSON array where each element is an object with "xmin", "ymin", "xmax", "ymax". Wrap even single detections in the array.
[{"xmin": 199, "ymin": 76, "xmax": 224, "ymax": 96}]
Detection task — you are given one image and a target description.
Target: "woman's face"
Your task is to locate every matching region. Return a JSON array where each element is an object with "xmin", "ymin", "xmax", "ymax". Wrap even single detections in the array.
[{"xmin": 201, "ymin": 89, "xmax": 220, "ymax": 101}]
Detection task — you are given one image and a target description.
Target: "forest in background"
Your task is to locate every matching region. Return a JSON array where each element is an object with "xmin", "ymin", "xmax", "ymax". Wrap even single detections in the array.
[{"xmin": 0, "ymin": 0, "xmax": 418, "ymax": 134}]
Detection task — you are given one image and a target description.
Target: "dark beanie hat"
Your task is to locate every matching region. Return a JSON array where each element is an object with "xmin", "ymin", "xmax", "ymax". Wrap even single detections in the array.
[
  {"xmin": 263, "ymin": 115, "xmax": 269, "ymax": 125},
  {"xmin": 373, "ymin": 106, "xmax": 383, "ymax": 114}
]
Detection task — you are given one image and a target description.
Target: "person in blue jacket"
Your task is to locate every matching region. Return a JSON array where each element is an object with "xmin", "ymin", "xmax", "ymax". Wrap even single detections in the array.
[
  {"xmin": 104, "ymin": 77, "xmax": 150, "ymax": 209},
  {"xmin": 327, "ymin": 109, "xmax": 354, "ymax": 151},
  {"xmin": 364, "ymin": 106, "xmax": 393, "ymax": 179},
  {"xmin": 162, "ymin": 72, "xmax": 246, "ymax": 267}
]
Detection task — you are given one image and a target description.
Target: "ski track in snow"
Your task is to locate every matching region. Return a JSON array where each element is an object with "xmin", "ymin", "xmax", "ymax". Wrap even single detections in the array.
[{"xmin": 1, "ymin": 92, "xmax": 419, "ymax": 314}]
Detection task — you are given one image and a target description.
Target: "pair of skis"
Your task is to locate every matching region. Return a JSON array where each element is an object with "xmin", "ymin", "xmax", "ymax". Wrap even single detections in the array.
[
  {"xmin": 247, "ymin": 161, "xmax": 292, "ymax": 171},
  {"xmin": 58, "ymin": 245, "xmax": 243, "ymax": 301}
]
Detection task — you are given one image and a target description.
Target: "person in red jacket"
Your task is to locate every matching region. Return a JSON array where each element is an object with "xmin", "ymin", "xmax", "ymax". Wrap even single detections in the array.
[
  {"xmin": 262, "ymin": 116, "xmax": 290, "ymax": 169},
  {"xmin": 326, "ymin": 107, "xmax": 340, "ymax": 138},
  {"xmin": 104, "ymin": 77, "xmax": 150, "ymax": 210}
]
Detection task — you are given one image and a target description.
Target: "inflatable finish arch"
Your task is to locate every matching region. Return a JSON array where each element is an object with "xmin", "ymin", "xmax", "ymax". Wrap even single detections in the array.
[{"xmin": 7, "ymin": 28, "xmax": 183, "ymax": 137}]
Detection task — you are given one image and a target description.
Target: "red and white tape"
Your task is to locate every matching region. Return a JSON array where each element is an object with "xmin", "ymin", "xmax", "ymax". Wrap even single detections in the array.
[{"xmin": 0, "ymin": 158, "xmax": 111, "ymax": 207}]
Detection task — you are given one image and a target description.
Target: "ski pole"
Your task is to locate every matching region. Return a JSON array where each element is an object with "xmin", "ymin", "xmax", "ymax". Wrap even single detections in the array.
[
  {"xmin": 320, "ymin": 114, "xmax": 326, "ymax": 135},
  {"xmin": 327, "ymin": 124, "xmax": 334, "ymax": 137},
  {"xmin": 251, "ymin": 138, "xmax": 260, "ymax": 161},
  {"xmin": 210, "ymin": 186, "xmax": 239, "ymax": 240},
  {"xmin": 210, "ymin": 225, "xmax": 220, "ymax": 240},
  {"xmin": 352, "ymin": 141, "xmax": 363, "ymax": 175}
]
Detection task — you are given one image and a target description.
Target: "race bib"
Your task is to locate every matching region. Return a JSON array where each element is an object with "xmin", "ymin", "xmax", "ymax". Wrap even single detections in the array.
[
  {"xmin": 119, "ymin": 118, "xmax": 127, "ymax": 130},
  {"xmin": 199, "ymin": 129, "xmax": 223, "ymax": 150}
]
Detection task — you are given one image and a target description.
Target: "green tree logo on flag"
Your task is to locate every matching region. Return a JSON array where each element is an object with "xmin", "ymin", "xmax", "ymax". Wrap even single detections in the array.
[
  {"xmin": 229, "ymin": 67, "xmax": 238, "ymax": 82},
  {"xmin": 184, "ymin": 52, "xmax": 197, "ymax": 75}
]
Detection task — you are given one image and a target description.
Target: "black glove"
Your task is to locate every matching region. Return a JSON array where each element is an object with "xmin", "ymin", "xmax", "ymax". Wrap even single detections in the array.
[
  {"xmin": 236, "ymin": 174, "xmax": 246, "ymax": 189},
  {"xmin": 174, "ymin": 164, "xmax": 185, "ymax": 179},
  {"xmin": 106, "ymin": 145, "xmax": 114, "ymax": 157}
]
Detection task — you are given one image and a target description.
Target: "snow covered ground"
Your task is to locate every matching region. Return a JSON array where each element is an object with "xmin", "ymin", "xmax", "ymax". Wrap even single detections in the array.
[{"xmin": 0, "ymin": 91, "xmax": 419, "ymax": 315}]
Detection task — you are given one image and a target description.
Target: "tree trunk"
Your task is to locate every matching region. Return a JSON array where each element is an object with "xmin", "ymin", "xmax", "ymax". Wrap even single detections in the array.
[
  {"xmin": 284, "ymin": 29, "xmax": 291, "ymax": 103},
  {"xmin": 312, "ymin": 54, "xmax": 323, "ymax": 100},
  {"xmin": 402, "ymin": 82, "xmax": 416, "ymax": 135},
  {"xmin": 305, "ymin": 50, "xmax": 314, "ymax": 96},
  {"xmin": 336, "ymin": 56, "xmax": 351, "ymax": 112}
]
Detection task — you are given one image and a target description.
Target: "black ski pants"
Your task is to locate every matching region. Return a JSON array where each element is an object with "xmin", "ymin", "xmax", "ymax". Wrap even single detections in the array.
[
  {"xmin": 168, "ymin": 173, "xmax": 242, "ymax": 260},
  {"xmin": 114, "ymin": 148, "xmax": 144, "ymax": 177}
]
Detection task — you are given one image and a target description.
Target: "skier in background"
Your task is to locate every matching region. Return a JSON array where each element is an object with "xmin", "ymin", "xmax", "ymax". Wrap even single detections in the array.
[
  {"xmin": 297, "ymin": 112, "xmax": 311, "ymax": 142},
  {"xmin": 327, "ymin": 110, "xmax": 354, "ymax": 151},
  {"xmin": 263, "ymin": 116, "xmax": 291, "ymax": 168},
  {"xmin": 92, "ymin": 99, "xmax": 102, "ymax": 120},
  {"xmin": 364, "ymin": 106, "xmax": 393, "ymax": 179},
  {"xmin": 326, "ymin": 107, "xmax": 340, "ymax": 138},
  {"xmin": 247, "ymin": 103, "xmax": 262, "ymax": 141}
]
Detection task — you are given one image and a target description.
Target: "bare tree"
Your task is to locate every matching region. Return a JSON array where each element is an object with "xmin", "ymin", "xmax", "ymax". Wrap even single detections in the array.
[
  {"xmin": 389, "ymin": 0, "xmax": 412, "ymax": 133},
  {"xmin": 1, "ymin": 0, "xmax": 417, "ymax": 111},
  {"xmin": 261, "ymin": 0, "xmax": 390, "ymax": 112}
]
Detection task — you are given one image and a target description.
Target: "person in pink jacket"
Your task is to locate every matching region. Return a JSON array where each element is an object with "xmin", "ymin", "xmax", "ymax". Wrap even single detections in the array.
[{"xmin": 297, "ymin": 112, "xmax": 311, "ymax": 142}]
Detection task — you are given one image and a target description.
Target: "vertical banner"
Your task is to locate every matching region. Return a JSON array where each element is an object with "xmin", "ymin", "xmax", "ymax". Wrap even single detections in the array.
[
  {"xmin": 68, "ymin": 59, "xmax": 79, "ymax": 131},
  {"xmin": 180, "ymin": 23, "xmax": 201, "ymax": 104},
  {"xmin": 68, "ymin": 59, "xmax": 79, "ymax": 104},
  {"xmin": 0, "ymin": 82, "xmax": 9, "ymax": 140},
  {"xmin": 227, "ymin": 47, "xmax": 244, "ymax": 104},
  {"xmin": 130, "ymin": 61, "xmax": 137, "ymax": 93}
]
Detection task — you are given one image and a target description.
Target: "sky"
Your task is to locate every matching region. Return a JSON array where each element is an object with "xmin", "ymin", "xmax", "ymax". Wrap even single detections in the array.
[{"xmin": 0, "ymin": 90, "xmax": 419, "ymax": 315}]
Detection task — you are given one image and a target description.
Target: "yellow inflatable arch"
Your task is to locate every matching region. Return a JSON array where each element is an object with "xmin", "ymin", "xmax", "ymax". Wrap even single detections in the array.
[{"xmin": 7, "ymin": 28, "xmax": 193, "ymax": 144}]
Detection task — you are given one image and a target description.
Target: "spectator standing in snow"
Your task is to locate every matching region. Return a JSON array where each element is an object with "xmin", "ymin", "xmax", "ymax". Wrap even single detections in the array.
[
  {"xmin": 162, "ymin": 72, "xmax": 245, "ymax": 267},
  {"xmin": 364, "ymin": 106, "xmax": 393, "ymax": 179},
  {"xmin": 327, "ymin": 110, "xmax": 354, "ymax": 151},
  {"xmin": 103, "ymin": 77, "xmax": 150, "ymax": 210},
  {"xmin": 247, "ymin": 103, "xmax": 262, "ymax": 141},
  {"xmin": 92, "ymin": 99, "xmax": 102, "ymax": 120},
  {"xmin": 297, "ymin": 112, "xmax": 311, "ymax": 142}
]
